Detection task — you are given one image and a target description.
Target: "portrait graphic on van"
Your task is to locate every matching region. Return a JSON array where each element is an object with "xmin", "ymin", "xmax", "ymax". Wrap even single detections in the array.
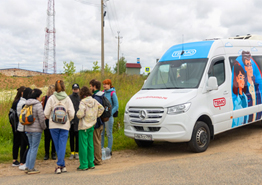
[{"xmin": 232, "ymin": 51, "xmax": 262, "ymax": 128}]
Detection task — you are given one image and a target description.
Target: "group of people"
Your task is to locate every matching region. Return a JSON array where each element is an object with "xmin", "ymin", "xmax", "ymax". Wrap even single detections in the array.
[{"xmin": 10, "ymin": 79, "xmax": 119, "ymax": 174}]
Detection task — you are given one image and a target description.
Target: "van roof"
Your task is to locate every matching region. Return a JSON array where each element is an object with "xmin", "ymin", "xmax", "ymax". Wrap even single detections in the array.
[{"xmin": 159, "ymin": 37, "xmax": 262, "ymax": 62}]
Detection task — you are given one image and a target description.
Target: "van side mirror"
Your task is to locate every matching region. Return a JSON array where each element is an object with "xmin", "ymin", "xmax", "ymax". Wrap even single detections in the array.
[{"xmin": 206, "ymin": 77, "xmax": 218, "ymax": 91}]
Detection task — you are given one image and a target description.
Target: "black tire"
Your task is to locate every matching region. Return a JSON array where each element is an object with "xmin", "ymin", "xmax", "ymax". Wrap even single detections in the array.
[
  {"xmin": 188, "ymin": 121, "xmax": 210, "ymax": 153},
  {"xmin": 135, "ymin": 139, "xmax": 154, "ymax": 147}
]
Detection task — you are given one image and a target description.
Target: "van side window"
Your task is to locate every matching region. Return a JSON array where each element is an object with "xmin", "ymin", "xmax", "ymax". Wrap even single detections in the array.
[
  {"xmin": 229, "ymin": 57, "xmax": 237, "ymax": 69},
  {"xmin": 208, "ymin": 60, "xmax": 225, "ymax": 86}
]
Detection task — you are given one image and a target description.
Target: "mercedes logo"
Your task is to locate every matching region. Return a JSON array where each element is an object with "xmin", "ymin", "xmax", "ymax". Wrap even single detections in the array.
[{"xmin": 139, "ymin": 110, "xmax": 147, "ymax": 120}]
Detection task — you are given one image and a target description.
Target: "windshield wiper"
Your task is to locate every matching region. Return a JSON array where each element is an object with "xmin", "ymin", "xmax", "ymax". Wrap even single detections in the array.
[
  {"xmin": 142, "ymin": 88, "xmax": 159, "ymax": 90},
  {"xmin": 165, "ymin": 87, "xmax": 180, "ymax": 89}
]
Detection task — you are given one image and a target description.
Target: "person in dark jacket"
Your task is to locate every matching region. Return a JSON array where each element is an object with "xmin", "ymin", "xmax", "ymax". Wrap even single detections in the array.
[
  {"xmin": 89, "ymin": 79, "xmax": 104, "ymax": 165},
  {"xmin": 10, "ymin": 86, "xmax": 25, "ymax": 167},
  {"xmin": 41, "ymin": 85, "xmax": 56, "ymax": 160},
  {"xmin": 69, "ymin": 83, "xmax": 80, "ymax": 159}
]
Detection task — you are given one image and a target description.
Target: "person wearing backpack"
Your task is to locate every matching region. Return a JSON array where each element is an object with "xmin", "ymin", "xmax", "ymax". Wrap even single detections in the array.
[
  {"xmin": 41, "ymin": 85, "xmax": 56, "ymax": 160},
  {"xmin": 24, "ymin": 89, "xmax": 46, "ymax": 175},
  {"xmin": 68, "ymin": 83, "xmax": 80, "ymax": 160},
  {"xmin": 89, "ymin": 79, "xmax": 105, "ymax": 165},
  {"xmin": 76, "ymin": 86, "xmax": 104, "ymax": 171},
  {"xmin": 44, "ymin": 80, "xmax": 75, "ymax": 174},
  {"xmin": 10, "ymin": 86, "xmax": 25, "ymax": 167},
  {"xmin": 101, "ymin": 79, "xmax": 119, "ymax": 156},
  {"xmin": 16, "ymin": 87, "xmax": 32, "ymax": 170}
]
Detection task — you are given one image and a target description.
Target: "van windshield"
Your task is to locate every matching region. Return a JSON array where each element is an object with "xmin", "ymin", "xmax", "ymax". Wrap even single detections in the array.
[{"xmin": 142, "ymin": 58, "xmax": 208, "ymax": 89}]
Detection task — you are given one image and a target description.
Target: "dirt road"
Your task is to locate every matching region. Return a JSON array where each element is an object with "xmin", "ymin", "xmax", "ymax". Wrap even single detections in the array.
[{"xmin": 1, "ymin": 121, "xmax": 262, "ymax": 184}]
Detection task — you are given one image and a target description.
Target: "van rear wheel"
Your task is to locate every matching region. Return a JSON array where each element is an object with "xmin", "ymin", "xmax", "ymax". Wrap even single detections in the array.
[
  {"xmin": 135, "ymin": 139, "xmax": 154, "ymax": 147},
  {"xmin": 188, "ymin": 121, "xmax": 210, "ymax": 153}
]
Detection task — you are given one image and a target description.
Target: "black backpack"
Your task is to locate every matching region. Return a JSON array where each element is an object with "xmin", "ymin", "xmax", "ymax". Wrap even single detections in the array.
[
  {"xmin": 100, "ymin": 95, "xmax": 112, "ymax": 122},
  {"xmin": 9, "ymin": 108, "xmax": 19, "ymax": 132}
]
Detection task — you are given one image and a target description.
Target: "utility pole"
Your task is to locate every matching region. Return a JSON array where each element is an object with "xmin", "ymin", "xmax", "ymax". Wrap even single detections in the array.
[
  {"xmin": 101, "ymin": 0, "xmax": 104, "ymax": 75},
  {"xmin": 116, "ymin": 31, "xmax": 122, "ymax": 75}
]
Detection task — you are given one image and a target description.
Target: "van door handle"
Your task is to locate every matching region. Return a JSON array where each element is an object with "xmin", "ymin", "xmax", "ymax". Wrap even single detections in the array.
[{"xmin": 223, "ymin": 91, "xmax": 229, "ymax": 95}]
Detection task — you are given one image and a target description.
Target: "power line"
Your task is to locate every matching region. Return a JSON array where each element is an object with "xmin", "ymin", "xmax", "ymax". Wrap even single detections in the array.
[
  {"xmin": 74, "ymin": 0, "xmax": 100, "ymax": 7},
  {"xmin": 111, "ymin": 0, "xmax": 119, "ymax": 30},
  {"xmin": 106, "ymin": 0, "xmax": 119, "ymax": 32},
  {"xmin": 106, "ymin": 10, "xmax": 117, "ymax": 38}
]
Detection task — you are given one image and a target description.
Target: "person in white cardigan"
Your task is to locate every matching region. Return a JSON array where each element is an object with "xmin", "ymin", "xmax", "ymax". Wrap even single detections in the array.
[
  {"xmin": 44, "ymin": 80, "xmax": 75, "ymax": 174},
  {"xmin": 16, "ymin": 87, "xmax": 32, "ymax": 170}
]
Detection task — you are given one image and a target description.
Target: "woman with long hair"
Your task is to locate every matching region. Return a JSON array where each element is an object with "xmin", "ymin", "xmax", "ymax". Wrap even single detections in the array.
[
  {"xmin": 44, "ymin": 80, "xmax": 75, "ymax": 174},
  {"xmin": 232, "ymin": 61, "xmax": 248, "ymax": 127},
  {"xmin": 101, "ymin": 79, "xmax": 119, "ymax": 155},
  {"xmin": 41, "ymin": 85, "xmax": 56, "ymax": 160},
  {"xmin": 10, "ymin": 86, "xmax": 25, "ymax": 166},
  {"xmin": 17, "ymin": 87, "xmax": 32, "ymax": 170},
  {"xmin": 24, "ymin": 89, "xmax": 46, "ymax": 174}
]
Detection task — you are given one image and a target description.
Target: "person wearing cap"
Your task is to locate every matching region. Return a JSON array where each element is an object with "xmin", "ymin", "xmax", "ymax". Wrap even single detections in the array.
[
  {"xmin": 68, "ymin": 83, "xmax": 80, "ymax": 159},
  {"xmin": 242, "ymin": 51, "xmax": 262, "ymax": 122}
]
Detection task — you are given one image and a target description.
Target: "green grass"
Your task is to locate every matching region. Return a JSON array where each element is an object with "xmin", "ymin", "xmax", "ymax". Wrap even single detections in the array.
[{"xmin": 0, "ymin": 73, "xmax": 145, "ymax": 163}]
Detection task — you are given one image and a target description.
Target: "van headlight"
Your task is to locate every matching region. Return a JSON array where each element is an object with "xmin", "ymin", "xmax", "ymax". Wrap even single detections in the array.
[{"xmin": 167, "ymin": 103, "xmax": 191, "ymax": 114}]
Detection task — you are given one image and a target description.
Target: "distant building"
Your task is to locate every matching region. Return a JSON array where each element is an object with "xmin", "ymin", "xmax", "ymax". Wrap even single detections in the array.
[
  {"xmin": 0, "ymin": 68, "xmax": 46, "ymax": 77},
  {"xmin": 126, "ymin": 63, "xmax": 142, "ymax": 75}
]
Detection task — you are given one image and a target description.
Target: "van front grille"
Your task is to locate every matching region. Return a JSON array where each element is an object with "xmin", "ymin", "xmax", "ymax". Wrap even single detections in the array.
[{"xmin": 128, "ymin": 107, "xmax": 164, "ymax": 124}]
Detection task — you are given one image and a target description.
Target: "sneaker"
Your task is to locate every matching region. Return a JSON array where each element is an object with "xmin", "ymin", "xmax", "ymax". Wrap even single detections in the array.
[
  {"xmin": 74, "ymin": 154, "xmax": 79, "ymax": 160},
  {"xmin": 24, "ymin": 168, "xmax": 28, "ymax": 174},
  {"xmin": 77, "ymin": 167, "xmax": 88, "ymax": 171},
  {"xmin": 55, "ymin": 167, "xmax": 61, "ymax": 174},
  {"xmin": 19, "ymin": 164, "xmax": 27, "ymax": 170},
  {"xmin": 12, "ymin": 160, "xmax": 20, "ymax": 167},
  {"xmin": 44, "ymin": 154, "xmax": 49, "ymax": 160},
  {"xmin": 51, "ymin": 153, "xmax": 56, "ymax": 160},
  {"xmin": 61, "ymin": 166, "xmax": 67, "ymax": 173},
  {"xmin": 69, "ymin": 154, "xmax": 74, "ymax": 160},
  {"xmin": 27, "ymin": 169, "xmax": 40, "ymax": 175}
]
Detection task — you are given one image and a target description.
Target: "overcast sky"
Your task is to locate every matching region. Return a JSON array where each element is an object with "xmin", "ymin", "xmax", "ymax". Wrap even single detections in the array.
[{"xmin": 0, "ymin": 0, "xmax": 261, "ymax": 74}]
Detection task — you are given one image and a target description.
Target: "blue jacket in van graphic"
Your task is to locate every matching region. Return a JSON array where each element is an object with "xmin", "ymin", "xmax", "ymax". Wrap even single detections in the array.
[
  {"xmin": 232, "ymin": 51, "xmax": 262, "ymax": 128},
  {"xmin": 232, "ymin": 61, "xmax": 248, "ymax": 127}
]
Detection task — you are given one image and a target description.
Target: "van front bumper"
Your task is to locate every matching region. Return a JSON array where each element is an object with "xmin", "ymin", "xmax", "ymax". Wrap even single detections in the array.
[{"xmin": 124, "ymin": 113, "xmax": 193, "ymax": 142}]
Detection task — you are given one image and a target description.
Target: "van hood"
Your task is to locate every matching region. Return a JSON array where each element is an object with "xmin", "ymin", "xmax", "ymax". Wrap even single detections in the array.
[{"xmin": 128, "ymin": 89, "xmax": 198, "ymax": 108}]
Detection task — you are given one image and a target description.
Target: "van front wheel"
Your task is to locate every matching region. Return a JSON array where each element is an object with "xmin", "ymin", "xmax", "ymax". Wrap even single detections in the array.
[
  {"xmin": 188, "ymin": 121, "xmax": 210, "ymax": 153},
  {"xmin": 135, "ymin": 139, "xmax": 154, "ymax": 147}
]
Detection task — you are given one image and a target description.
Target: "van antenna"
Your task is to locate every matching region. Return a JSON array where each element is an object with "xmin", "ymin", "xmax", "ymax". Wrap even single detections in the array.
[{"xmin": 181, "ymin": 34, "xmax": 184, "ymax": 55}]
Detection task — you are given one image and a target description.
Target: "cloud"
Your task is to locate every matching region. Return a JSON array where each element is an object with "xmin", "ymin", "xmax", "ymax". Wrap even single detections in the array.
[{"xmin": 0, "ymin": 0, "xmax": 262, "ymax": 74}]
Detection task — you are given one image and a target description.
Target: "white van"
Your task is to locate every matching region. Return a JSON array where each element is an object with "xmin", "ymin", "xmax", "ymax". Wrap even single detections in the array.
[{"xmin": 124, "ymin": 35, "xmax": 262, "ymax": 152}]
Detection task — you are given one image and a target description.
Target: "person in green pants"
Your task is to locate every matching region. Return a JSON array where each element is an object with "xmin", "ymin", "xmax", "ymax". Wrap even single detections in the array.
[{"xmin": 76, "ymin": 86, "xmax": 104, "ymax": 171}]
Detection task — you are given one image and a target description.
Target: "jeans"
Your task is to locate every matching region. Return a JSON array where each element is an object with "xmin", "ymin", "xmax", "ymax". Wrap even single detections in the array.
[
  {"xmin": 26, "ymin": 132, "xmax": 42, "ymax": 170},
  {"xmin": 101, "ymin": 116, "xmax": 114, "ymax": 152},
  {"xmin": 50, "ymin": 129, "xmax": 69, "ymax": 167}
]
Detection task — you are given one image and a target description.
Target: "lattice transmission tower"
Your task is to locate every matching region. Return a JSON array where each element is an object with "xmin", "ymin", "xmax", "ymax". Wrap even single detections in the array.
[{"xmin": 43, "ymin": 0, "xmax": 56, "ymax": 74}]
